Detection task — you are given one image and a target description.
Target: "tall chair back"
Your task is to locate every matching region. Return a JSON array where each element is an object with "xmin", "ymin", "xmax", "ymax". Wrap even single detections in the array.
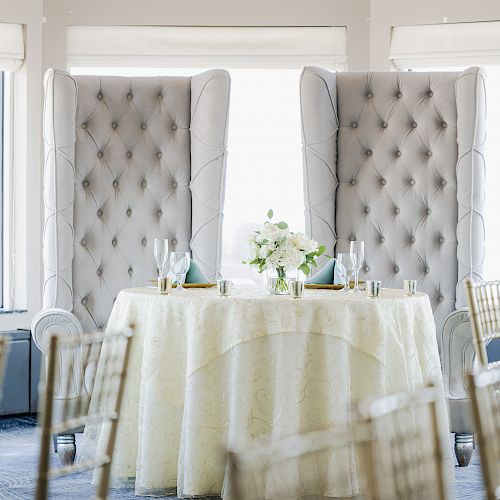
[
  {"xmin": 36, "ymin": 327, "xmax": 133, "ymax": 500},
  {"xmin": 465, "ymin": 277, "xmax": 500, "ymax": 368},
  {"xmin": 469, "ymin": 366, "xmax": 500, "ymax": 500},
  {"xmin": 227, "ymin": 384, "xmax": 450, "ymax": 500}
]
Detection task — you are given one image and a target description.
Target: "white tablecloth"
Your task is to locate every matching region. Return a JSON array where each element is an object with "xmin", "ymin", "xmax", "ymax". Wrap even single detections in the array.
[{"xmin": 81, "ymin": 285, "xmax": 447, "ymax": 498}]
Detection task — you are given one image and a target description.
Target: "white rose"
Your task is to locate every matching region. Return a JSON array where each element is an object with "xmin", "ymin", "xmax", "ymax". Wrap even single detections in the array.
[{"xmin": 290, "ymin": 232, "xmax": 319, "ymax": 254}]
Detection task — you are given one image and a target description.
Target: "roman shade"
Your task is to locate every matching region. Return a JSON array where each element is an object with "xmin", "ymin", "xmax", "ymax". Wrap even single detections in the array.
[
  {"xmin": 67, "ymin": 26, "xmax": 347, "ymax": 70},
  {"xmin": 391, "ymin": 21, "xmax": 500, "ymax": 69},
  {"xmin": 0, "ymin": 23, "xmax": 24, "ymax": 70}
]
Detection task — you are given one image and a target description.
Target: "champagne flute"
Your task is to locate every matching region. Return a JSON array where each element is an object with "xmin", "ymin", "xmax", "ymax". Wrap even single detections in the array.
[
  {"xmin": 153, "ymin": 238, "xmax": 169, "ymax": 278},
  {"xmin": 350, "ymin": 241, "xmax": 365, "ymax": 293},
  {"xmin": 337, "ymin": 253, "xmax": 353, "ymax": 293},
  {"xmin": 170, "ymin": 252, "xmax": 191, "ymax": 291}
]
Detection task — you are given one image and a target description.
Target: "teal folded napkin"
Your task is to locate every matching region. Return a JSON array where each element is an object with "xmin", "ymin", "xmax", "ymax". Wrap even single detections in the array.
[
  {"xmin": 185, "ymin": 260, "xmax": 210, "ymax": 284},
  {"xmin": 306, "ymin": 258, "xmax": 336, "ymax": 284}
]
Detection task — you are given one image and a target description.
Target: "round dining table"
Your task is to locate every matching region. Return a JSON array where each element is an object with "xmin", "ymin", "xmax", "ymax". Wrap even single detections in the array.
[{"xmin": 81, "ymin": 284, "xmax": 448, "ymax": 498}]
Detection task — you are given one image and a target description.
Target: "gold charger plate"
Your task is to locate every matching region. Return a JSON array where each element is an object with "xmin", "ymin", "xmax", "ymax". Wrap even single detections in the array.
[
  {"xmin": 305, "ymin": 280, "xmax": 365, "ymax": 291},
  {"xmin": 148, "ymin": 280, "xmax": 216, "ymax": 289}
]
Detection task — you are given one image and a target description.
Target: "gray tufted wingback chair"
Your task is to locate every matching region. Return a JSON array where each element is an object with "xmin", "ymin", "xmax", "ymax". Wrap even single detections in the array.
[
  {"xmin": 300, "ymin": 66, "xmax": 486, "ymax": 466},
  {"xmin": 31, "ymin": 68, "xmax": 230, "ymax": 462}
]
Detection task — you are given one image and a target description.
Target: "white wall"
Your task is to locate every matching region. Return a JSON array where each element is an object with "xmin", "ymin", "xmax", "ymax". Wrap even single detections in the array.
[{"xmin": 0, "ymin": 0, "xmax": 499, "ymax": 329}]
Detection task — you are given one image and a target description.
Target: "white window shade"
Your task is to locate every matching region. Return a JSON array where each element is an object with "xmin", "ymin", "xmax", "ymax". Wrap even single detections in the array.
[
  {"xmin": 0, "ymin": 23, "xmax": 24, "ymax": 70},
  {"xmin": 67, "ymin": 26, "xmax": 347, "ymax": 70},
  {"xmin": 391, "ymin": 21, "xmax": 500, "ymax": 69}
]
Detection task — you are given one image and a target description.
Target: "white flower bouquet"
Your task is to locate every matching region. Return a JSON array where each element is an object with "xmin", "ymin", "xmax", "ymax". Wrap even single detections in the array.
[{"xmin": 244, "ymin": 209, "xmax": 327, "ymax": 293}]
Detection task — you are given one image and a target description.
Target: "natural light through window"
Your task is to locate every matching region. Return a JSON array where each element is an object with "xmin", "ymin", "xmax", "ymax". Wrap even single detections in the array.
[{"xmin": 71, "ymin": 67, "xmax": 304, "ymax": 283}]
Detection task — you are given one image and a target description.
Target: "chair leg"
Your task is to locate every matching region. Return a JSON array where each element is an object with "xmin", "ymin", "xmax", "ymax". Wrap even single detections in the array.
[
  {"xmin": 56, "ymin": 434, "xmax": 76, "ymax": 466},
  {"xmin": 455, "ymin": 433, "xmax": 474, "ymax": 466}
]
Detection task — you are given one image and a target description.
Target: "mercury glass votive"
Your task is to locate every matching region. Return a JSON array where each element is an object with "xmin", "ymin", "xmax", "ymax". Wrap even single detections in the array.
[
  {"xmin": 403, "ymin": 279, "xmax": 417, "ymax": 295},
  {"xmin": 366, "ymin": 280, "xmax": 381, "ymax": 298},
  {"xmin": 289, "ymin": 280, "xmax": 305, "ymax": 299},
  {"xmin": 217, "ymin": 279, "xmax": 233, "ymax": 297},
  {"xmin": 158, "ymin": 276, "xmax": 172, "ymax": 294}
]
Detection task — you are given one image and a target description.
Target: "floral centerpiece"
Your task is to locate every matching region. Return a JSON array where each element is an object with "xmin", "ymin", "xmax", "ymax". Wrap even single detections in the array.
[{"xmin": 244, "ymin": 209, "xmax": 327, "ymax": 294}]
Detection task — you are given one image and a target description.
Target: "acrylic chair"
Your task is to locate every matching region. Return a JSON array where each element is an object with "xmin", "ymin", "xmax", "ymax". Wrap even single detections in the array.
[
  {"xmin": 465, "ymin": 278, "xmax": 500, "ymax": 368},
  {"xmin": 469, "ymin": 366, "xmax": 500, "ymax": 500},
  {"xmin": 227, "ymin": 384, "xmax": 450, "ymax": 500},
  {"xmin": 36, "ymin": 326, "xmax": 133, "ymax": 500}
]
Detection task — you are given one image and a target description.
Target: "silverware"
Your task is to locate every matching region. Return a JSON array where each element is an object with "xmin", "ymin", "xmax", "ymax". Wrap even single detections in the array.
[
  {"xmin": 403, "ymin": 279, "xmax": 417, "ymax": 295},
  {"xmin": 366, "ymin": 280, "xmax": 381, "ymax": 298},
  {"xmin": 217, "ymin": 279, "xmax": 233, "ymax": 297},
  {"xmin": 158, "ymin": 276, "xmax": 172, "ymax": 294},
  {"xmin": 289, "ymin": 280, "xmax": 305, "ymax": 299}
]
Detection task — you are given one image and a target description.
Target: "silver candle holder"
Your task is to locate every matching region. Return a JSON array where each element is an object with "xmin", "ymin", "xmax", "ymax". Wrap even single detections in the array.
[
  {"xmin": 158, "ymin": 276, "xmax": 172, "ymax": 294},
  {"xmin": 217, "ymin": 279, "xmax": 233, "ymax": 297},
  {"xmin": 366, "ymin": 280, "xmax": 381, "ymax": 298},
  {"xmin": 403, "ymin": 279, "xmax": 417, "ymax": 295},
  {"xmin": 289, "ymin": 280, "xmax": 305, "ymax": 299}
]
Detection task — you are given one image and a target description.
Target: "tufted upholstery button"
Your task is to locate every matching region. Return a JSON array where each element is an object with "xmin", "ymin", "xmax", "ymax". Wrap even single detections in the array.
[
  {"xmin": 96, "ymin": 268, "xmax": 102, "ymax": 276},
  {"xmin": 172, "ymin": 238, "xmax": 177, "ymax": 245},
  {"xmin": 394, "ymin": 266, "xmax": 400, "ymax": 273},
  {"xmin": 438, "ymin": 295, "xmax": 444, "ymax": 302},
  {"xmin": 141, "ymin": 180, "xmax": 147, "ymax": 188},
  {"xmin": 97, "ymin": 209, "xmax": 103, "ymax": 217},
  {"xmin": 366, "ymin": 92, "xmax": 373, "ymax": 99},
  {"xmin": 439, "ymin": 236, "xmax": 445, "ymax": 244},
  {"xmin": 350, "ymin": 179, "xmax": 356, "ymax": 186},
  {"xmin": 97, "ymin": 92, "xmax": 103, "ymax": 100},
  {"xmin": 409, "ymin": 179, "xmax": 415, "ymax": 186},
  {"xmin": 411, "ymin": 121, "xmax": 417, "ymax": 128},
  {"xmin": 395, "ymin": 150, "xmax": 402, "ymax": 158},
  {"xmin": 172, "ymin": 181, "xmax": 178, "ymax": 188},
  {"xmin": 112, "ymin": 238, "xmax": 117, "ymax": 247},
  {"xmin": 410, "ymin": 236, "xmax": 416, "ymax": 243},
  {"xmin": 126, "ymin": 151, "xmax": 132, "ymax": 159},
  {"xmin": 157, "ymin": 152, "xmax": 162, "ymax": 159},
  {"xmin": 350, "ymin": 235, "xmax": 356, "ymax": 242},
  {"xmin": 82, "ymin": 180, "xmax": 89, "ymax": 188},
  {"xmin": 364, "ymin": 207, "xmax": 370, "ymax": 214},
  {"xmin": 426, "ymin": 208, "xmax": 432, "ymax": 215},
  {"xmin": 442, "ymin": 122, "xmax": 447, "ymax": 128},
  {"xmin": 81, "ymin": 297, "xmax": 87, "ymax": 305},
  {"xmin": 351, "ymin": 122, "xmax": 358, "ymax": 129},
  {"xmin": 81, "ymin": 238, "xmax": 87, "ymax": 247},
  {"xmin": 380, "ymin": 178, "xmax": 387, "ymax": 186},
  {"xmin": 157, "ymin": 93, "xmax": 163, "ymax": 100},
  {"xmin": 441, "ymin": 179, "xmax": 447, "ymax": 186},
  {"xmin": 112, "ymin": 122, "xmax": 117, "ymax": 129},
  {"xmin": 97, "ymin": 151, "xmax": 103, "ymax": 159},
  {"xmin": 126, "ymin": 208, "xmax": 132, "ymax": 217},
  {"xmin": 127, "ymin": 93, "xmax": 133, "ymax": 100},
  {"xmin": 141, "ymin": 123, "xmax": 147, "ymax": 130},
  {"xmin": 171, "ymin": 124, "xmax": 178, "ymax": 131},
  {"xmin": 142, "ymin": 237, "xmax": 147, "ymax": 246},
  {"xmin": 396, "ymin": 91, "xmax": 403, "ymax": 98},
  {"xmin": 113, "ymin": 180, "xmax": 118, "ymax": 188},
  {"xmin": 427, "ymin": 150, "xmax": 433, "ymax": 157},
  {"xmin": 81, "ymin": 122, "xmax": 87, "ymax": 129},
  {"xmin": 157, "ymin": 209, "xmax": 163, "ymax": 217},
  {"xmin": 428, "ymin": 90, "xmax": 434, "ymax": 97},
  {"xmin": 128, "ymin": 266, "xmax": 133, "ymax": 276},
  {"xmin": 395, "ymin": 207, "xmax": 400, "ymax": 215},
  {"xmin": 366, "ymin": 149, "xmax": 372, "ymax": 157},
  {"xmin": 425, "ymin": 266, "xmax": 430, "ymax": 274},
  {"xmin": 364, "ymin": 265, "xmax": 370, "ymax": 272},
  {"xmin": 382, "ymin": 122, "xmax": 388, "ymax": 128},
  {"xmin": 379, "ymin": 236, "xmax": 385, "ymax": 243}
]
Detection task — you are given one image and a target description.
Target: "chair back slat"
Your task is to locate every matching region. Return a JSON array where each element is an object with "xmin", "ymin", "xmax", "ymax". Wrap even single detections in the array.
[{"xmin": 36, "ymin": 327, "xmax": 133, "ymax": 500}]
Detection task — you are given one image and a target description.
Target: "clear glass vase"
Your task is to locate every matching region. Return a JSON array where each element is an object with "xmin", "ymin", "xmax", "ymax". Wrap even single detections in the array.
[{"xmin": 266, "ymin": 268, "xmax": 298, "ymax": 295}]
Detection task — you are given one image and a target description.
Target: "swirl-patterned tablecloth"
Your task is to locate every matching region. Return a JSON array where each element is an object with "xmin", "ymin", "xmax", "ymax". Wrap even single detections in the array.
[{"xmin": 83, "ymin": 285, "xmax": 447, "ymax": 498}]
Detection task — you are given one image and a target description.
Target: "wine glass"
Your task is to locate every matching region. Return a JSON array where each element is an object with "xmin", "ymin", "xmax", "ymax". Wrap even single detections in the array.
[
  {"xmin": 350, "ymin": 241, "xmax": 365, "ymax": 293},
  {"xmin": 170, "ymin": 252, "xmax": 191, "ymax": 291},
  {"xmin": 153, "ymin": 239, "xmax": 169, "ymax": 278},
  {"xmin": 337, "ymin": 253, "xmax": 353, "ymax": 293}
]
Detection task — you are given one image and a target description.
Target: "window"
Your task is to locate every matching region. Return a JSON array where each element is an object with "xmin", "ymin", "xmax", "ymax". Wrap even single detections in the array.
[{"xmin": 72, "ymin": 66, "xmax": 304, "ymax": 282}]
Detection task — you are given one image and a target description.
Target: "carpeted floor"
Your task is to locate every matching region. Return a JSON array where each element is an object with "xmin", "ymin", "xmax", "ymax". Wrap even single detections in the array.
[{"xmin": 0, "ymin": 415, "xmax": 486, "ymax": 499}]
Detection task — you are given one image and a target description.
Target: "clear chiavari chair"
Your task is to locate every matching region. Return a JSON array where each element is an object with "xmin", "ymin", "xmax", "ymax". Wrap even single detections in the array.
[
  {"xmin": 469, "ymin": 366, "xmax": 500, "ymax": 500},
  {"xmin": 227, "ymin": 384, "xmax": 450, "ymax": 500},
  {"xmin": 0, "ymin": 334, "xmax": 10, "ymax": 400},
  {"xmin": 464, "ymin": 278, "xmax": 500, "ymax": 369},
  {"xmin": 36, "ymin": 326, "xmax": 134, "ymax": 500}
]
